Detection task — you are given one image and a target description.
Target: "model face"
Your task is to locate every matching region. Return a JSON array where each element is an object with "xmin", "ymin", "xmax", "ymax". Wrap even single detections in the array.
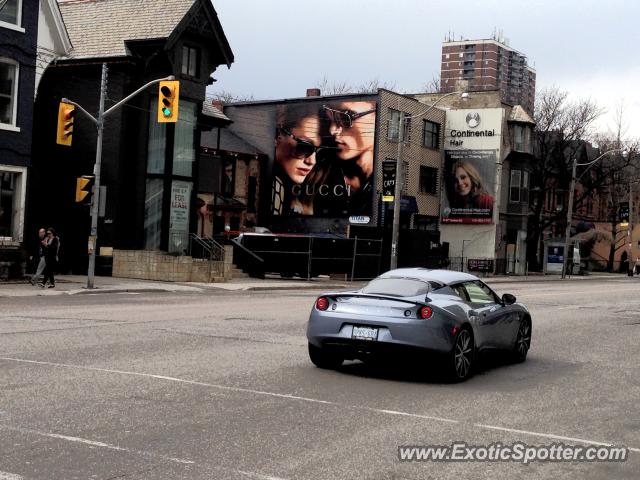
[
  {"xmin": 275, "ymin": 117, "xmax": 321, "ymax": 185},
  {"xmin": 328, "ymin": 102, "xmax": 373, "ymax": 161},
  {"xmin": 454, "ymin": 166, "xmax": 472, "ymax": 196},
  {"xmin": 39, "ymin": 229, "xmax": 46, "ymax": 239}
]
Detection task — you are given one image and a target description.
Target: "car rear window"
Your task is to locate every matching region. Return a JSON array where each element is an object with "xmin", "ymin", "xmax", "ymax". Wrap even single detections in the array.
[{"xmin": 361, "ymin": 278, "xmax": 429, "ymax": 297}]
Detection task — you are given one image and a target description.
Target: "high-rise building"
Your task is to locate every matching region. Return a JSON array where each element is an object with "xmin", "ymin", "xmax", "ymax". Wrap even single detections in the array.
[{"xmin": 440, "ymin": 36, "xmax": 536, "ymax": 114}]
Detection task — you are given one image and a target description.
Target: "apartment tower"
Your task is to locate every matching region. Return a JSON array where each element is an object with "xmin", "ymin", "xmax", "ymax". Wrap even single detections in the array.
[{"xmin": 440, "ymin": 35, "xmax": 536, "ymax": 114}]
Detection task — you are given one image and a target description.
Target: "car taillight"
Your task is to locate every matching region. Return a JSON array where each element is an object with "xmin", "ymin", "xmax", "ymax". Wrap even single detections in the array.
[
  {"xmin": 316, "ymin": 297, "xmax": 329, "ymax": 311},
  {"xmin": 419, "ymin": 306, "xmax": 433, "ymax": 319}
]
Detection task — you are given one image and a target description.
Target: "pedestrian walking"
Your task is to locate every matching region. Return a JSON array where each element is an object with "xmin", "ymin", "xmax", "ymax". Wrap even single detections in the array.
[
  {"xmin": 30, "ymin": 228, "xmax": 47, "ymax": 285},
  {"xmin": 40, "ymin": 227, "xmax": 60, "ymax": 288},
  {"xmin": 635, "ymin": 257, "xmax": 640, "ymax": 276}
]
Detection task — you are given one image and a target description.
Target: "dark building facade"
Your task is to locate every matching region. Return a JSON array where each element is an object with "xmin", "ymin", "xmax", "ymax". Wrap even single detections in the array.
[
  {"xmin": 29, "ymin": 0, "xmax": 233, "ymax": 273},
  {"xmin": 440, "ymin": 37, "xmax": 536, "ymax": 115},
  {"xmin": 0, "ymin": 0, "xmax": 39, "ymax": 276}
]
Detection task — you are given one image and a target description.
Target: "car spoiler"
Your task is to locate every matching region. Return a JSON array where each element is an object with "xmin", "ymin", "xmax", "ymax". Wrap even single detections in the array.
[{"xmin": 321, "ymin": 292, "xmax": 426, "ymax": 306}]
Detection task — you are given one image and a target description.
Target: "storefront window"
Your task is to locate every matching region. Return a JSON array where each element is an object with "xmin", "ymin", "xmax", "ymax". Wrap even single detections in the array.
[
  {"xmin": 0, "ymin": 0, "xmax": 20, "ymax": 26},
  {"xmin": 0, "ymin": 171, "xmax": 16, "ymax": 237},
  {"xmin": 168, "ymin": 180, "xmax": 192, "ymax": 254},
  {"xmin": 147, "ymin": 99, "xmax": 166, "ymax": 174},
  {"xmin": 0, "ymin": 60, "xmax": 18, "ymax": 126},
  {"xmin": 144, "ymin": 179, "xmax": 163, "ymax": 249},
  {"xmin": 173, "ymin": 101, "xmax": 196, "ymax": 177}
]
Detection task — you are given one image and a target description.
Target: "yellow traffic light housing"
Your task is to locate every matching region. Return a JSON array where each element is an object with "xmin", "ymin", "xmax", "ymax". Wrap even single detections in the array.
[
  {"xmin": 157, "ymin": 80, "xmax": 180, "ymax": 123},
  {"xmin": 57, "ymin": 102, "xmax": 76, "ymax": 146},
  {"xmin": 75, "ymin": 175, "xmax": 94, "ymax": 204}
]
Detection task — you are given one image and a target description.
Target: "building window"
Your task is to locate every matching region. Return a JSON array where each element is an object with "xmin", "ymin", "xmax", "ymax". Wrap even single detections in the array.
[
  {"xmin": 221, "ymin": 158, "xmax": 235, "ymax": 197},
  {"xmin": 182, "ymin": 46, "xmax": 199, "ymax": 77},
  {"xmin": 510, "ymin": 169, "xmax": 529, "ymax": 204},
  {"xmin": 387, "ymin": 109, "xmax": 400, "ymax": 140},
  {"xmin": 173, "ymin": 101, "xmax": 197, "ymax": 177},
  {"xmin": 513, "ymin": 124, "xmax": 531, "ymax": 152},
  {"xmin": 144, "ymin": 179, "xmax": 164, "ymax": 250},
  {"xmin": 419, "ymin": 166, "xmax": 438, "ymax": 195},
  {"xmin": 247, "ymin": 176, "xmax": 257, "ymax": 213},
  {"xmin": 0, "ymin": 59, "xmax": 18, "ymax": 127},
  {"xmin": 422, "ymin": 120, "xmax": 440, "ymax": 149},
  {"xmin": 0, "ymin": 0, "xmax": 20, "ymax": 26},
  {"xmin": 147, "ymin": 98, "xmax": 166, "ymax": 174},
  {"xmin": 0, "ymin": 171, "xmax": 16, "ymax": 237}
]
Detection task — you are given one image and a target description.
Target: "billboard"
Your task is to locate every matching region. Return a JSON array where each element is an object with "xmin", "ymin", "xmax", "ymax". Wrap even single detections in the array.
[
  {"xmin": 271, "ymin": 99, "xmax": 377, "ymax": 217},
  {"xmin": 442, "ymin": 108, "xmax": 502, "ymax": 224},
  {"xmin": 441, "ymin": 149, "xmax": 496, "ymax": 223}
]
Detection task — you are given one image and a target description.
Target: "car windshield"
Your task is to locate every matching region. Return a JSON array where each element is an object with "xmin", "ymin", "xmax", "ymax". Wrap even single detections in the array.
[{"xmin": 361, "ymin": 278, "xmax": 430, "ymax": 297}]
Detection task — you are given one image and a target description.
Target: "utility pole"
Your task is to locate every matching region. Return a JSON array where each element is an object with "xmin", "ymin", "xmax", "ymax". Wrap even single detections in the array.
[
  {"xmin": 390, "ymin": 114, "xmax": 404, "ymax": 270},
  {"xmin": 62, "ymin": 65, "xmax": 176, "ymax": 288},
  {"xmin": 86, "ymin": 63, "xmax": 108, "ymax": 289},
  {"xmin": 561, "ymin": 158, "xmax": 577, "ymax": 279},
  {"xmin": 628, "ymin": 180, "xmax": 634, "ymax": 276}
]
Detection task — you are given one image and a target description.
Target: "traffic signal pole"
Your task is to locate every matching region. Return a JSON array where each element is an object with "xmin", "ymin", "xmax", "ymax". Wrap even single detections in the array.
[{"xmin": 61, "ymin": 63, "xmax": 175, "ymax": 289}]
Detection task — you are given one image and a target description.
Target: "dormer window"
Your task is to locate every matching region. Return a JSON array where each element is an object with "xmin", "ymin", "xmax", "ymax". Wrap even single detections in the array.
[{"xmin": 182, "ymin": 46, "xmax": 200, "ymax": 77}]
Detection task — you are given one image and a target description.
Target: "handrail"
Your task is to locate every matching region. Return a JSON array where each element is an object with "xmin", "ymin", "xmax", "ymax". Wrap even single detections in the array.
[{"xmin": 230, "ymin": 237, "xmax": 265, "ymax": 263}]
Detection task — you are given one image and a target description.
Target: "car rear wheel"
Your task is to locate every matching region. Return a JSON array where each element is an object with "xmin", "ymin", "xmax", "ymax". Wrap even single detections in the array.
[
  {"xmin": 448, "ymin": 327, "xmax": 474, "ymax": 381},
  {"xmin": 308, "ymin": 343, "xmax": 344, "ymax": 369},
  {"xmin": 512, "ymin": 317, "xmax": 531, "ymax": 363}
]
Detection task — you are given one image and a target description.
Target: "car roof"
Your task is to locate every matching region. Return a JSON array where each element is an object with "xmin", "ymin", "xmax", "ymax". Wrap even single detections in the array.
[{"xmin": 379, "ymin": 268, "xmax": 480, "ymax": 285}]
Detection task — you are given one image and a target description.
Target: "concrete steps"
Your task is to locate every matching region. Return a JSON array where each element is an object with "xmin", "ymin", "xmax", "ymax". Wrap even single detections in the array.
[{"xmin": 230, "ymin": 267, "xmax": 250, "ymax": 279}]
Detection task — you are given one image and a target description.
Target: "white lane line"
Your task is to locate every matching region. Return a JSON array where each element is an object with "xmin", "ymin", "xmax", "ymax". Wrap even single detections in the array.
[
  {"xmin": 2, "ymin": 357, "xmax": 637, "ymax": 454},
  {"xmin": 476, "ymin": 424, "xmax": 640, "ymax": 453},
  {"xmin": 0, "ymin": 425, "xmax": 194, "ymax": 465},
  {"xmin": 0, "ymin": 357, "xmax": 337, "ymax": 407},
  {"xmin": 0, "ymin": 472, "xmax": 24, "ymax": 480},
  {"xmin": 237, "ymin": 471, "xmax": 290, "ymax": 480}
]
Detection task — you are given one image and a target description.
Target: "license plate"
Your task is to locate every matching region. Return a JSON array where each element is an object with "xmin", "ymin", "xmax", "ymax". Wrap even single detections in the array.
[{"xmin": 352, "ymin": 326, "xmax": 378, "ymax": 341}]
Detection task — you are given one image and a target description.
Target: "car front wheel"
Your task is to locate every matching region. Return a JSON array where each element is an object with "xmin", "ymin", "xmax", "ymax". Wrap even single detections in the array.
[
  {"xmin": 308, "ymin": 343, "xmax": 344, "ymax": 369},
  {"xmin": 512, "ymin": 317, "xmax": 531, "ymax": 363}
]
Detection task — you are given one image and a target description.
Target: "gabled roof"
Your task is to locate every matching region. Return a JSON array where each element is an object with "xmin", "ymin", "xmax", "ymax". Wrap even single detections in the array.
[
  {"xmin": 202, "ymin": 101, "xmax": 231, "ymax": 122},
  {"xmin": 508, "ymin": 105, "xmax": 535, "ymax": 125},
  {"xmin": 57, "ymin": 0, "xmax": 195, "ymax": 59}
]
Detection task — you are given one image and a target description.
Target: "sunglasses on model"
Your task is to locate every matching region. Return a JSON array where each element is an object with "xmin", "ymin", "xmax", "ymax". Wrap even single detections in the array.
[
  {"xmin": 279, "ymin": 128, "xmax": 328, "ymax": 159},
  {"xmin": 322, "ymin": 105, "xmax": 376, "ymax": 128}
]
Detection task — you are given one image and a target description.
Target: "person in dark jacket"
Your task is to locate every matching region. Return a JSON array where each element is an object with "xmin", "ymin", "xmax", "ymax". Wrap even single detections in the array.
[
  {"xmin": 40, "ymin": 227, "xmax": 59, "ymax": 288},
  {"xmin": 30, "ymin": 228, "xmax": 46, "ymax": 285}
]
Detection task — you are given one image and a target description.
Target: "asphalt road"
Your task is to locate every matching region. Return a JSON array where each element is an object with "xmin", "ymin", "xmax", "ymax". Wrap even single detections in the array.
[{"xmin": 0, "ymin": 277, "xmax": 639, "ymax": 479}]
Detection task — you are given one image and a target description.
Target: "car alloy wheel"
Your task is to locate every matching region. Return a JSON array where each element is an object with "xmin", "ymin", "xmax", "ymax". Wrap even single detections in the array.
[
  {"xmin": 513, "ymin": 318, "xmax": 531, "ymax": 363},
  {"xmin": 452, "ymin": 328, "xmax": 474, "ymax": 381}
]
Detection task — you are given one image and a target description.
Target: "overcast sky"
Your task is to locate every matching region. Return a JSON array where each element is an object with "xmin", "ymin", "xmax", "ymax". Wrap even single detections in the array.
[{"xmin": 208, "ymin": 0, "xmax": 640, "ymax": 139}]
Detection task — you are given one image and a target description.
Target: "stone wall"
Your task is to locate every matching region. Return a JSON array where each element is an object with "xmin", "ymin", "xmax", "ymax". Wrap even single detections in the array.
[{"xmin": 112, "ymin": 249, "xmax": 231, "ymax": 282}]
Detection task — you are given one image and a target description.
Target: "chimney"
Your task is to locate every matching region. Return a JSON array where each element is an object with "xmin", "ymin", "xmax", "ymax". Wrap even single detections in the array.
[
  {"xmin": 306, "ymin": 88, "xmax": 321, "ymax": 97},
  {"xmin": 212, "ymin": 100, "xmax": 224, "ymax": 112}
]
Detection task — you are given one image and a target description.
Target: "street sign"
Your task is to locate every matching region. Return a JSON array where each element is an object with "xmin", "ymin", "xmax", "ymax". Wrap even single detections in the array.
[
  {"xmin": 382, "ymin": 160, "xmax": 396, "ymax": 202},
  {"xmin": 619, "ymin": 202, "xmax": 629, "ymax": 223},
  {"xmin": 349, "ymin": 215, "xmax": 370, "ymax": 224}
]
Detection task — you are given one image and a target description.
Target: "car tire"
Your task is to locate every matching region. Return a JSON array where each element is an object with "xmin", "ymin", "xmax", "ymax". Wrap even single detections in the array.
[
  {"xmin": 512, "ymin": 317, "xmax": 531, "ymax": 363},
  {"xmin": 448, "ymin": 327, "xmax": 474, "ymax": 382},
  {"xmin": 308, "ymin": 343, "xmax": 343, "ymax": 369}
]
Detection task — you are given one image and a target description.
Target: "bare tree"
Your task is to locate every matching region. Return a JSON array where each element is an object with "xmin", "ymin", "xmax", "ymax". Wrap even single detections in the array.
[
  {"xmin": 314, "ymin": 76, "xmax": 396, "ymax": 95},
  {"xmin": 527, "ymin": 87, "xmax": 604, "ymax": 270},
  {"xmin": 208, "ymin": 90, "xmax": 255, "ymax": 103},
  {"xmin": 421, "ymin": 75, "xmax": 441, "ymax": 94}
]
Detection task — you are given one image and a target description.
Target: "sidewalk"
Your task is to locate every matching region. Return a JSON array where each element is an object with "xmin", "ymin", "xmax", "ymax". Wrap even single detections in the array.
[
  {"xmin": 0, "ymin": 274, "xmax": 361, "ymax": 298},
  {"xmin": 0, "ymin": 271, "xmax": 629, "ymax": 298}
]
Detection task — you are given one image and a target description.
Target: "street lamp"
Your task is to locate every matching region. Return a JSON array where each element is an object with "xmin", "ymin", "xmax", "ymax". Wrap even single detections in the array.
[
  {"xmin": 561, "ymin": 149, "xmax": 623, "ymax": 279},
  {"xmin": 390, "ymin": 90, "xmax": 469, "ymax": 270}
]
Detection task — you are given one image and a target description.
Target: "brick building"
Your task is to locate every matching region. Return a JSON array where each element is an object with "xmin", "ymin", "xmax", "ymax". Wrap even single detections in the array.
[{"xmin": 440, "ymin": 36, "xmax": 536, "ymax": 115}]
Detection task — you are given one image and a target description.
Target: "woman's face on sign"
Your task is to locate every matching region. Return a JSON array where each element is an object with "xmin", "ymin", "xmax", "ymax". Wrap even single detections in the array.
[
  {"xmin": 275, "ymin": 117, "xmax": 321, "ymax": 184},
  {"xmin": 454, "ymin": 166, "xmax": 472, "ymax": 196}
]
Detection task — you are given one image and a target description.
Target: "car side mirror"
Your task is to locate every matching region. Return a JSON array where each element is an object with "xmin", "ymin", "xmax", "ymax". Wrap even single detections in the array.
[
  {"xmin": 468, "ymin": 309, "xmax": 478, "ymax": 318},
  {"xmin": 501, "ymin": 293, "xmax": 516, "ymax": 305}
]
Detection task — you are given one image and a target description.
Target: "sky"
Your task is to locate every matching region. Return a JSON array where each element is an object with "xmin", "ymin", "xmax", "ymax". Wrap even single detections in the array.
[{"xmin": 207, "ymin": 0, "xmax": 640, "ymax": 139}]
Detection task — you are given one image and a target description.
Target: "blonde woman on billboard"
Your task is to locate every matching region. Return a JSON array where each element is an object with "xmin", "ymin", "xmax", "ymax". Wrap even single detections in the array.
[
  {"xmin": 272, "ymin": 105, "xmax": 324, "ymax": 215},
  {"xmin": 449, "ymin": 161, "xmax": 494, "ymax": 210}
]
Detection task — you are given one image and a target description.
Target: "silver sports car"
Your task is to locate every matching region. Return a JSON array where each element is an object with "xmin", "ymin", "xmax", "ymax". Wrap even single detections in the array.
[{"xmin": 306, "ymin": 268, "xmax": 532, "ymax": 381}]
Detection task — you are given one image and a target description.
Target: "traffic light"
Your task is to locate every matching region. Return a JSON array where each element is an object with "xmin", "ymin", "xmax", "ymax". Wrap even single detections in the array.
[
  {"xmin": 57, "ymin": 102, "xmax": 76, "ymax": 146},
  {"xmin": 157, "ymin": 80, "xmax": 180, "ymax": 123},
  {"xmin": 75, "ymin": 175, "xmax": 94, "ymax": 204}
]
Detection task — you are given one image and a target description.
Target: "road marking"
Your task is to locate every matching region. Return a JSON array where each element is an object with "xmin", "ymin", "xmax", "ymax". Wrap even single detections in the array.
[
  {"xmin": 0, "ymin": 473, "xmax": 24, "ymax": 480},
  {"xmin": 518, "ymin": 288, "xmax": 640, "ymax": 298},
  {"xmin": 237, "ymin": 471, "xmax": 290, "ymax": 480},
  {"xmin": 0, "ymin": 425, "xmax": 194, "ymax": 465},
  {"xmin": 1, "ymin": 356, "xmax": 637, "ymax": 454},
  {"xmin": 475, "ymin": 424, "xmax": 640, "ymax": 453}
]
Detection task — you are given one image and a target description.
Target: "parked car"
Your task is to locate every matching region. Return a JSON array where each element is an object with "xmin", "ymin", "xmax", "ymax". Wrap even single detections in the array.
[{"xmin": 306, "ymin": 268, "xmax": 532, "ymax": 381}]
